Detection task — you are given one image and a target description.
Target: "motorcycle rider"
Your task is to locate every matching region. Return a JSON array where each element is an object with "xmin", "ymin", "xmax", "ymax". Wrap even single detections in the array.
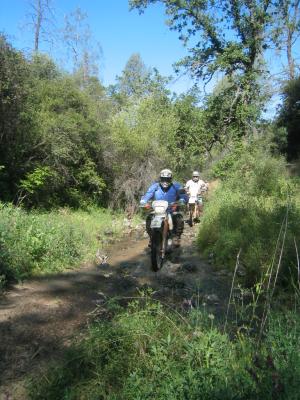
[
  {"xmin": 140, "ymin": 169, "xmax": 187, "ymax": 247},
  {"xmin": 185, "ymin": 171, "xmax": 208, "ymax": 218}
]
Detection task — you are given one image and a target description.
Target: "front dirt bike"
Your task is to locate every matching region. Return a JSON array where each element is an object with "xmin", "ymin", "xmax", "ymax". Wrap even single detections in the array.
[
  {"xmin": 141, "ymin": 200, "xmax": 183, "ymax": 271},
  {"xmin": 149, "ymin": 200, "xmax": 172, "ymax": 271}
]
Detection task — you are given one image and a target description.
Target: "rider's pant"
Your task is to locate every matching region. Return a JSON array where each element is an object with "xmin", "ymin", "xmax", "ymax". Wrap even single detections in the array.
[{"xmin": 146, "ymin": 213, "xmax": 184, "ymax": 238}]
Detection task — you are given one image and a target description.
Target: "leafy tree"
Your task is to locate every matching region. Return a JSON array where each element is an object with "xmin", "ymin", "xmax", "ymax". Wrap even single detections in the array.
[
  {"xmin": 0, "ymin": 37, "xmax": 110, "ymax": 208},
  {"xmin": 116, "ymin": 53, "xmax": 151, "ymax": 97},
  {"xmin": 0, "ymin": 35, "xmax": 37, "ymax": 201},
  {"xmin": 107, "ymin": 95, "xmax": 178, "ymax": 210},
  {"xmin": 130, "ymin": 0, "xmax": 273, "ymax": 79},
  {"xmin": 22, "ymin": 74, "xmax": 108, "ymax": 207},
  {"xmin": 203, "ymin": 75, "xmax": 264, "ymax": 145},
  {"xmin": 129, "ymin": 0, "xmax": 285, "ymax": 138},
  {"xmin": 277, "ymin": 76, "xmax": 300, "ymax": 160},
  {"xmin": 171, "ymin": 91, "xmax": 207, "ymax": 173},
  {"xmin": 110, "ymin": 53, "xmax": 171, "ymax": 105}
]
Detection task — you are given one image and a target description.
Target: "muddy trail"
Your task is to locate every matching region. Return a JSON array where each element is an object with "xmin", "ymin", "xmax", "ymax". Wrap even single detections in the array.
[{"xmin": 0, "ymin": 222, "xmax": 232, "ymax": 399}]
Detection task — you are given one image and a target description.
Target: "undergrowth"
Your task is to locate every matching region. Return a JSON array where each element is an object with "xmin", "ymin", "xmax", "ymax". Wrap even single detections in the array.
[
  {"xmin": 28, "ymin": 295, "xmax": 300, "ymax": 400},
  {"xmin": 198, "ymin": 145, "xmax": 300, "ymax": 285},
  {"xmin": 0, "ymin": 204, "xmax": 135, "ymax": 284}
]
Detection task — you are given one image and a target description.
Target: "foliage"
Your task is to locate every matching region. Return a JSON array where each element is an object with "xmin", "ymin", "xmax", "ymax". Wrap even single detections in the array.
[
  {"xmin": 130, "ymin": 0, "xmax": 272, "ymax": 80},
  {"xmin": 277, "ymin": 76, "xmax": 300, "ymax": 160},
  {"xmin": 29, "ymin": 298, "xmax": 300, "ymax": 399},
  {"xmin": 0, "ymin": 35, "xmax": 110, "ymax": 208},
  {"xmin": 26, "ymin": 74, "xmax": 108, "ymax": 207},
  {"xmin": 211, "ymin": 141, "xmax": 244, "ymax": 179},
  {"xmin": 1, "ymin": 37, "xmax": 201, "ymax": 210},
  {"xmin": 114, "ymin": 53, "xmax": 170, "ymax": 99},
  {"xmin": 0, "ymin": 204, "xmax": 126, "ymax": 284},
  {"xmin": 198, "ymin": 144, "xmax": 300, "ymax": 285},
  {"xmin": 171, "ymin": 91, "xmax": 208, "ymax": 175},
  {"xmin": 130, "ymin": 1, "xmax": 297, "ymax": 140},
  {"xmin": 107, "ymin": 95, "xmax": 179, "ymax": 210},
  {"xmin": 203, "ymin": 75, "xmax": 266, "ymax": 143},
  {"xmin": 109, "ymin": 53, "xmax": 171, "ymax": 106},
  {"xmin": 0, "ymin": 35, "xmax": 36, "ymax": 201},
  {"xmin": 264, "ymin": 311, "xmax": 300, "ymax": 398}
]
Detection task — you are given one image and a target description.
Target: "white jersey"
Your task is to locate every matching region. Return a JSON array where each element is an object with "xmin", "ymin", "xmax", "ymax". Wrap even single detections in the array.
[{"xmin": 185, "ymin": 179, "xmax": 207, "ymax": 197}]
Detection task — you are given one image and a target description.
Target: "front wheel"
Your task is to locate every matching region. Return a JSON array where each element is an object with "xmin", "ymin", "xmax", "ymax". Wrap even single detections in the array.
[
  {"xmin": 151, "ymin": 230, "xmax": 164, "ymax": 271},
  {"xmin": 194, "ymin": 203, "xmax": 202, "ymax": 222},
  {"xmin": 189, "ymin": 204, "xmax": 195, "ymax": 227}
]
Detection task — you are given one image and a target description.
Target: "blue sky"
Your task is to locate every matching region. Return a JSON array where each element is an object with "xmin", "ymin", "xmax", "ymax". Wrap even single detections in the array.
[
  {"xmin": 1, "ymin": 0, "xmax": 297, "ymax": 117},
  {"xmin": 0, "ymin": 0, "xmax": 196, "ymax": 94}
]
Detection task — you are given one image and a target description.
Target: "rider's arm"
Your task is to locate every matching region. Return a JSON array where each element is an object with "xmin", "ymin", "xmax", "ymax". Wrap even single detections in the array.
[
  {"xmin": 184, "ymin": 180, "xmax": 191, "ymax": 195},
  {"xmin": 140, "ymin": 182, "xmax": 158, "ymax": 203}
]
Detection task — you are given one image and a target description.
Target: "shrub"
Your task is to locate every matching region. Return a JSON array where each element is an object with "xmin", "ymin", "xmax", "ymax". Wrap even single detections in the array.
[
  {"xmin": 0, "ymin": 204, "xmax": 127, "ymax": 284},
  {"xmin": 198, "ymin": 146, "xmax": 300, "ymax": 285}
]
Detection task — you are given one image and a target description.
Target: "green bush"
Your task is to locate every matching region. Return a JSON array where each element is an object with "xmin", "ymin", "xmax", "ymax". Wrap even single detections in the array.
[
  {"xmin": 198, "ymin": 147, "xmax": 300, "ymax": 285},
  {"xmin": 28, "ymin": 298, "xmax": 300, "ymax": 399},
  {"xmin": 0, "ymin": 204, "xmax": 128, "ymax": 283}
]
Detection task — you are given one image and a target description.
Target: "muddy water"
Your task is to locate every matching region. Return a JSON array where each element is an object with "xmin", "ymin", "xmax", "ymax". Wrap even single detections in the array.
[{"xmin": 0, "ymin": 223, "xmax": 231, "ymax": 399}]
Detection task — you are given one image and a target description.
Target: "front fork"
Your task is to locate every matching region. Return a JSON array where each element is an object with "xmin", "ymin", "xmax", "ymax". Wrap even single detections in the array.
[{"xmin": 161, "ymin": 218, "xmax": 169, "ymax": 259}]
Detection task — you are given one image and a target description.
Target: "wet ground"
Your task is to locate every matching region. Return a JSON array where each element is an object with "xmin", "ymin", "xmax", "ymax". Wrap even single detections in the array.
[{"xmin": 0, "ymin": 222, "xmax": 231, "ymax": 399}]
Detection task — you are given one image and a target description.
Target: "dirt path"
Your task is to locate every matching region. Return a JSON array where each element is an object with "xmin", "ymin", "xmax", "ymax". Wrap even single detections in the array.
[{"xmin": 0, "ymin": 222, "xmax": 231, "ymax": 399}]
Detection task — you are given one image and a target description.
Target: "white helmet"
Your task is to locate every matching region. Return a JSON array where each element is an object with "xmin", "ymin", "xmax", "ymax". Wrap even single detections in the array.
[
  {"xmin": 192, "ymin": 171, "xmax": 200, "ymax": 181},
  {"xmin": 160, "ymin": 169, "xmax": 173, "ymax": 189}
]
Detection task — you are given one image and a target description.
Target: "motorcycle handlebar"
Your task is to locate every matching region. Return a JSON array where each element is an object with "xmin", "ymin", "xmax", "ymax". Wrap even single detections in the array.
[{"xmin": 139, "ymin": 201, "xmax": 186, "ymax": 209}]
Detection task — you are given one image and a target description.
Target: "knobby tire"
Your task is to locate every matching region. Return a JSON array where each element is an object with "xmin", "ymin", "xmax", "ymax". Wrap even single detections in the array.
[
  {"xmin": 151, "ymin": 230, "xmax": 164, "ymax": 272},
  {"xmin": 189, "ymin": 204, "xmax": 195, "ymax": 227}
]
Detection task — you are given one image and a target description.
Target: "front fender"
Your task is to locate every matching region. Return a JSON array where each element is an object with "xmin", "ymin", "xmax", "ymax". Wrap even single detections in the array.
[{"xmin": 150, "ymin": 216, "xmax": 165, "ymax": 229}]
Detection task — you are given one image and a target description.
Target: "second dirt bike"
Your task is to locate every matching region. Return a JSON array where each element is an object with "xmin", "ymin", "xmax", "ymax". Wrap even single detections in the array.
[{"xmin": 188, "ymin": 195, "xmax": 203, "ymax": 227}]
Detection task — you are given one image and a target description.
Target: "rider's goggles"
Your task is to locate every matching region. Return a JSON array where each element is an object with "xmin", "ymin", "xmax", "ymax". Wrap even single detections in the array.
[{"xmin": 160, "ymin": 177, "xmax": 172, "ymax": 183}]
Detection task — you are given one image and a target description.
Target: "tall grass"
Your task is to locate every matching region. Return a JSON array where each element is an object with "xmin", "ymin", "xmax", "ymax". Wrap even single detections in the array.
[
  {"xmin": 0, "ymin": 204, "xmax": 131, "ymax": 284},
  {"xmin": 198, "ymin": 147, "xmax": 300, "ymax": 286},
  {"xmin": 28, "ymin": 297, "xmax": 300, "ymax": 400}
]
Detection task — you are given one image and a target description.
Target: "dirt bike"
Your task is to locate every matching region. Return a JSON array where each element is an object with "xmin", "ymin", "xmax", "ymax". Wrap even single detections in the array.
[
  {"xmin": 188, "ymin": 195, "xmax": 203, "ymax": 227},
  {"xmin": 141, "ymin": 200, "xmax": 183, "ymax": 272}
]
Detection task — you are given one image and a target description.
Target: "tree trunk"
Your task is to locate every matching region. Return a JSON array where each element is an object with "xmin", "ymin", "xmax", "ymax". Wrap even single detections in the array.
[
  {"xmin": 287, "ymin": 29, "xmax": 295, "ymax": 80},
  {"xmin": 34, "ymin": 0, "xmax": 42, "ymax": 52}
]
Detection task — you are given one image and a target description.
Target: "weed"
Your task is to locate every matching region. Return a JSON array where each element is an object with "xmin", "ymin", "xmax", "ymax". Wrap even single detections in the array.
[
  {"xmin": 198, "ymin": 148, "xmax": 300, "ymax": 287},
  {"xmin": 28, "ymin": 297, "xmax": 300, "ymax": 399},
  {"xmin": 0, "ymin": 204, "xmax": 135, "ymax": 284}
]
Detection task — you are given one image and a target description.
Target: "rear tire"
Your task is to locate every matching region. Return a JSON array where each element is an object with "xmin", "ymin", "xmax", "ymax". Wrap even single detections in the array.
[{"xmin": 151, "ymin": 230, "xmax": 164, "ymax": 272}]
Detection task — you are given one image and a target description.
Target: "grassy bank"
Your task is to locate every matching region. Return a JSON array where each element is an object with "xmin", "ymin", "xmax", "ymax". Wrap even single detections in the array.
[
  {"xmin": 28, "ymin": 296, "xmax": 300, "ymax": 400},
  {"xmin": 198, "ymin": 147, "xmax": 300, "ymax": 286},
  {"xmin": 0, "ymin": 204, "xmax": 137, "ymax": 286}
]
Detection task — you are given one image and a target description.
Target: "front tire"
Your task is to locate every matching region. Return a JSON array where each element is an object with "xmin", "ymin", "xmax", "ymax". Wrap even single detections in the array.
[
  {"xmin": 151, "ymin": 230, "xmax": 164, "ymax": 271},
  {"xmin": 189, "ymin": 204, "xmax": 195, "ymax": 227}
]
